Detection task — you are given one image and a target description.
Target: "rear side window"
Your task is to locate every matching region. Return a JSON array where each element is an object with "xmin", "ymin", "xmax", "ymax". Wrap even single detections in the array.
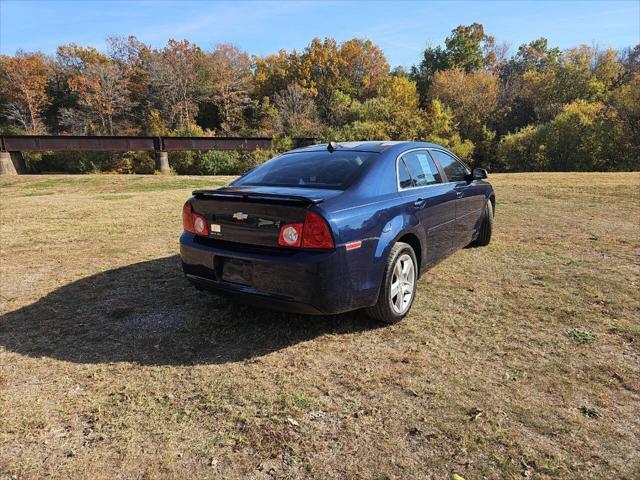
[
  {"xmin": 398, "ymin": 160, "xmax": 414, "ymax": 189},
  {"xmin": 234, "ymin": 151, "xmax": 378, "ymax": 190},
  {"xmin": 401, "ymin": 150, "xmax": 443, "ymax": 188},
  {"xmin": 430, "ymin": 150, "xmax": 469, "ymax": 182}
]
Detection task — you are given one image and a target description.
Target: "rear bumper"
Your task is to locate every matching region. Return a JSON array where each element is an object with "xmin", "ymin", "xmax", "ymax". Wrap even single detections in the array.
[
  {"xmin": 184, "ymin": 273, "xmax": 325, "ymax": 314},
  {"xmin": 179, "ymin": 233, "xmax": 378, "ymax": 315}
]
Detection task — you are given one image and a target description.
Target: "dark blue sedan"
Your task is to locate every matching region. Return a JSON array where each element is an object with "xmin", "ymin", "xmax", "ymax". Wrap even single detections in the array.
[{"xmin": 180, "ymin": 141, "xmax": 495, "ymax": 323}]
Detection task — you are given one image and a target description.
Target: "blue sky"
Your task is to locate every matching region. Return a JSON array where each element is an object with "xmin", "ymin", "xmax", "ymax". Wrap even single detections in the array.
[{"xmin": 1, "ymin": 0, "xmax": 638, "ymax": 67}]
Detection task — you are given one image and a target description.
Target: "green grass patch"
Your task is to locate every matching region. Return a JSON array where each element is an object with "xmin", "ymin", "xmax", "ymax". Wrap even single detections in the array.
[
  {"xmin": 291, "ymin": 392, "xmax": 311, "ymax": 410},
  {"xmin": 21, "ymin": 191, "xmax": 55, "ymax": 197},
  {"xmin": 122, "ymin": 178, "xmax": 226, "ymax": 192},
  {"xmin": 30, "ymin": 178, "xmax": 96, "ymax": 189},
  {"xmin": 566, "ymin": 328, "xmax": 597, "ymax": 344}
]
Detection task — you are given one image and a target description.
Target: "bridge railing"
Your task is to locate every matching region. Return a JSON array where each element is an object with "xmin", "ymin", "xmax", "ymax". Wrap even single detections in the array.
[{"xmin": 0, "ymin": 135, "xmax": 316, "ymax": 175}]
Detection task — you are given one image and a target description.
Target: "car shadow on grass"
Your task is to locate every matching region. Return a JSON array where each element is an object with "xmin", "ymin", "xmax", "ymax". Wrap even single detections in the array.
[{"xmin": 0, "ymin": 255, "xmax": 381, "ymax": 365}]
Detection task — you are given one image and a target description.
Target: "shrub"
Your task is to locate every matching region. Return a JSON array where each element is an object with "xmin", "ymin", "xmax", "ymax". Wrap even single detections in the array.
[
  {"xmin": 198, "ymin": 150, "xmax": 241, "ymax": 175},
  {"xmin": 496, "ymin": 125, "xmax": 548, "ymax": 172},
  {"xmin": 124, "ymin": 151, "xmax": 156, "ymax": 174},
  {"xmin": 168, "ymin": 149, "xmax": 279, "ymax": 176},
  {"xmin": 34, "ymin": 151, "xmax": 111, "ymax": 173},
  {"xmin": 544, "ymin": 100, "xmax": 605, "ymax": 171},
  {"xmin": 250, "ymin": 147, "xmax": 278, "ymax": 165},
  {"xmin": 496, "ymin": 100, "xmax": 630, "ymax": 172},
  {"xmin": 272, "ymin": 136, "xmax": 294, "ymax": 152},
  {"xmin": 22, "ymin": 151, "xmax": 158, "ymax": 174},
  {"xmin": 169, "ymin": 151, "xmax": 198, "ymax": 175},
  {"xmin": 22, "ymin": 152, "xmax": 42, "ymax": 173},
  {"xmin": 237, "ymin": 152, "xmax": 264, "ymax": 173},
  {"xmin": 448, "ymin": 140, "xmax": 475, "ymax": 163}
]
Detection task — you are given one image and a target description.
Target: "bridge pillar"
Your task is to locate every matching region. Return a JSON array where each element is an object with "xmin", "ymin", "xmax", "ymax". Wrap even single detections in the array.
[
  {"xmin": 155, "ymin": 150, "xmax": 170, "ymax": 175},
  {"xmin": 0, "ymin": 151, "xmax": 18, "ymax": 175}
]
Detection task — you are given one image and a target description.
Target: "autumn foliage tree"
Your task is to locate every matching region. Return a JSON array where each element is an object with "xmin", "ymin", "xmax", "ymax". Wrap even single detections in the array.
[
  {"xmin": 148, "ymin": 39, "xmax": 208, "ymax": 131},
  {"xmin": 411, "ymin": 23, "xmax": 499, "ymax": 102},
  {"xmin": 205, "ymin": 44, "xmax": 252, "ymax": 133},
  {"xmin": 106, "ymin": 36, "xmax": 153, "ymax": 132},
  {"xmin": 273, "ymin": 84, "xmax": 321, "ymax": 137},
  {"xmin": 0, "ymin": 51, "xmax": 50, "ymax": 133},
  {"xmin": 335, "ymin": 39, "xmax": 389, "ymax": 100},
  {"xmin": 66, "ymin": 61, "xmax": 133, "ymax": 135},
  {"xmin": 253, "ymin": 49, "xmax": 298, "ymax": 100},
  {"xmin": 429, "ymin": 68, "xmax": 499, "ymax": 162}
]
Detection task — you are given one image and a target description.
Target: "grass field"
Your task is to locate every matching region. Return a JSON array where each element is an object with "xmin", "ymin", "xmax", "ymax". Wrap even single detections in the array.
[{"xmin": 1, "ymin": 172, "xmax": 639, "ymax": 479}]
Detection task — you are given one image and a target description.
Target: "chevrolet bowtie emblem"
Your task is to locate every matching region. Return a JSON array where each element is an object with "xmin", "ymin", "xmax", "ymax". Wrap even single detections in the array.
[{"xmin": 232, "ymin": 212, "xmax": 248, "ymax": 221}]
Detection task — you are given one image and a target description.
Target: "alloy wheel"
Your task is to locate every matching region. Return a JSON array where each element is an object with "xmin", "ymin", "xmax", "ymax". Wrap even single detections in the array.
[{"xmin": 389, "ymin": 253, "xmax": 415, "ymax": 315}]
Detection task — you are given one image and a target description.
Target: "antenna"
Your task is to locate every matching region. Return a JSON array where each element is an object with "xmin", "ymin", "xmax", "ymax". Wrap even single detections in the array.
[{"xmin": 327, "ymin": 141, "xmax": 338, "ymax": 152}]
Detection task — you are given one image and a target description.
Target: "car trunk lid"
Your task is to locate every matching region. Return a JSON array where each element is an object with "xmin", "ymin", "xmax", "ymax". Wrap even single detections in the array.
[{"xmin": 190, "ymin": 186, "xmax": 340, "ymax": 247}]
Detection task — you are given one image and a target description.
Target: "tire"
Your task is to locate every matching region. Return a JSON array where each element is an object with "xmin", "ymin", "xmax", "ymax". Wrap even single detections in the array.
[
  {"xmin": 469, "ymin": 199, "xmax": 493, "ymax": 247},
  {"xmin": 365, "ymin": 242, "xmax": 418, "ymax": 324}
]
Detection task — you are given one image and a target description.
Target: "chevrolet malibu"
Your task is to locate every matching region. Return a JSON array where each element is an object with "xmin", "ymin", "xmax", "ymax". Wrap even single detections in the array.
[{"xmin": 180, "ymin": 141, "xmax": 495, "ymax": 323}]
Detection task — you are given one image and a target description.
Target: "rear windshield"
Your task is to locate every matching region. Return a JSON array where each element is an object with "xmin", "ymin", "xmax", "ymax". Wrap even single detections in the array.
[{"xmin": 233, "ymin": 150, "xmax": 378, "ymax": 190}]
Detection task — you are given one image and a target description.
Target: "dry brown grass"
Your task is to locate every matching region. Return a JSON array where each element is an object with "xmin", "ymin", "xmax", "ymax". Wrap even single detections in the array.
[{"xmin": 1, "ymin": 172, "xmax": 639, "ymax": 479}]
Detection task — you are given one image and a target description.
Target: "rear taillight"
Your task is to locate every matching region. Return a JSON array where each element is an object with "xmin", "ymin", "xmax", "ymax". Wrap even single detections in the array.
[
  {"xmin": 302, "ymin": 211, "xmax": 334, "ymax": 249},
  {"xmin": 193, "ymin": 213, "xmax": 208, "ymax": 235},
  {"xmin": 278, "ymin": 223, "xmax": 303, "ymax": 247},
  {"xmin": 278, "ymin": 211, "xmax": 334, "ymax": 249},
  {"xmin": 183, "ymin": 202, "xmax": 195, "ymax": 233},
  {"xmin": 182, "ymin": 201, "xmax": 208, "ymax": 236}
]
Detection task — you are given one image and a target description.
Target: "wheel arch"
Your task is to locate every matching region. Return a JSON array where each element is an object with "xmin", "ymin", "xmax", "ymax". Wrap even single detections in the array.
[
  {"xmin": 396, "ymin": 232, "xmax": 422, "ymax": 272},
  {"xmin": 378, "ymin": 221, "xmax": 426, "ymax": 274},
  {"xmin": 368, "ymin": 210, "xmax": 426, "ymax": 304}
]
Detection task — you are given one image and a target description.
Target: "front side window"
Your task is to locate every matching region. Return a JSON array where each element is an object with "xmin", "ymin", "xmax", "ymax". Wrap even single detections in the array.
[
  {"xmin": 430, "ymin": 150, "xmax": 469, "ymax": 182},
  {"xmin": 400, "ymin": 150, "xmax": 443, "ymax": 188},
  {"xmin": 234, "ymin": 151, "xmax": 378, "ymax": 190}
]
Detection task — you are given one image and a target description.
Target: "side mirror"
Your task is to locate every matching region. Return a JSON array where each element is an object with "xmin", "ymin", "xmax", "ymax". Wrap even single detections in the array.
[{"xmin": 472, "ymin": 168, "xmax": 488, "ymax": 180}]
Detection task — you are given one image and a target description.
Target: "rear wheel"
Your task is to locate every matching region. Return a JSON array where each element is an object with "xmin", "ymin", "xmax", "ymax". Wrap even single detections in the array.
[
  {"xmin": 469, "ymin": 199, "xmax": 493, "ymax": 247},
  {"xmin": 365, "ymin": 242, "xmax": 417, "ymax": 324}
]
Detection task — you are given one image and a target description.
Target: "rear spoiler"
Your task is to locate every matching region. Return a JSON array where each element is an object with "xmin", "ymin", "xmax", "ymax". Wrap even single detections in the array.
[{"xmin": 192, "ymin": 189, "xmax": 324, "ymax": 205}]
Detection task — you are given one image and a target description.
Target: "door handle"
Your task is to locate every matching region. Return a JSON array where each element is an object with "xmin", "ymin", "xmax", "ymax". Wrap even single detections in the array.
[
  {"xmin": 413, "ymin": 198, "xmax": 427, "ymax": 208},
  {"xmin": 456, "ymin": 191, "xmax": 464, "ymax": 198}
]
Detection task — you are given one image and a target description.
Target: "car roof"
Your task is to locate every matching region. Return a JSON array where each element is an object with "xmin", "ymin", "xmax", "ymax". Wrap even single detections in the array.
[{"xmin": 286, "ymin": 141, "xmax": 447, "ymax": 154}]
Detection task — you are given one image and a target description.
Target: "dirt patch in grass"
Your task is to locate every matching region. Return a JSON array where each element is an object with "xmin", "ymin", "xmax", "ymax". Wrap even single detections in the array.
[{"xmin": 1, "ymin": 172, "xmax": 639, "ymax": 479}]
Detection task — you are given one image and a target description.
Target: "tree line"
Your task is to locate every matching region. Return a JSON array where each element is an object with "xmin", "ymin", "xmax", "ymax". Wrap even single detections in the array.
[{"xmin": 1, "ymin": 23, "xmax": 638, "ymax": 174}]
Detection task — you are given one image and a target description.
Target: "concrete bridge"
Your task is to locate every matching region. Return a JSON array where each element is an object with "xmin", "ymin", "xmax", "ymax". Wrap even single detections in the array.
[{"xmin": 0, "ymin": 135, "xmax": 315, "ymax": 175}]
